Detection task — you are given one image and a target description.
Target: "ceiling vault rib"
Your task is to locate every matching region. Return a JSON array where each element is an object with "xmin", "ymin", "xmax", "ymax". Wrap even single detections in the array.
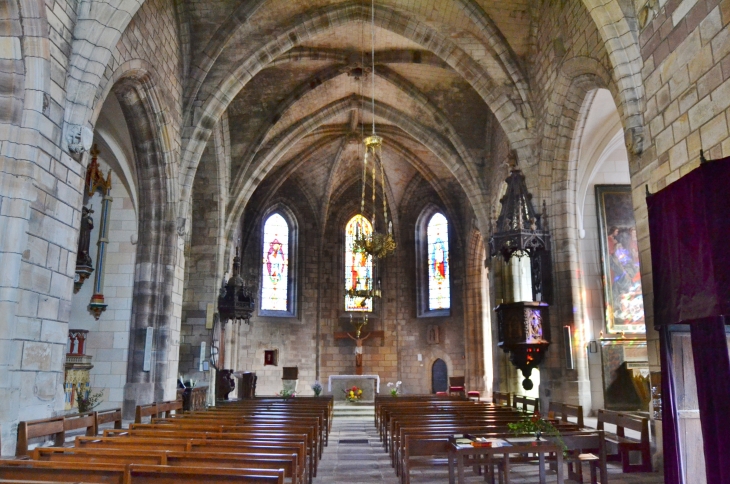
[{"xmin": 181, "ymin": 1, "xmax": 535, "ymax": 193}]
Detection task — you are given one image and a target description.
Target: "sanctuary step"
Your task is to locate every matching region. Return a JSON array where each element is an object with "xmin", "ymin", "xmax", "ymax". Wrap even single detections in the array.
[{"xmin": 333, "ymin": 403, "xmax": 375, "ymax": 418}]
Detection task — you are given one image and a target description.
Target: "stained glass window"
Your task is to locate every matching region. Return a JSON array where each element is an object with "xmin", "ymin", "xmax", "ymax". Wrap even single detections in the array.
[
  {"xmin": 261, "ymin": 213, "xmax": 289, "ymax": 311},
  {"xmin": 345, "ymin": 214, "xmax": 373, "ymax": 312},
  {"xmin": 427, "ymin": 213, "xmax": 450, "ymax": 310}
]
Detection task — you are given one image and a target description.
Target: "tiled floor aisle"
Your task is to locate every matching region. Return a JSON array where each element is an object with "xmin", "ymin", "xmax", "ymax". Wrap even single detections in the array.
[{"xmin": 315, "ymin": 416, "xmax": 667, "ymax": 484}]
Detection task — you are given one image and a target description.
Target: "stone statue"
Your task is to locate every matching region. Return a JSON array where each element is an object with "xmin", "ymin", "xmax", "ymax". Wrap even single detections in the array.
[
  {"xmin": 348, "ymin": 331, "xmax": 371, "ymax": 369},
  {"xmin": 77, "ymin": 206, "xmax": 94, "ymax": 267}
]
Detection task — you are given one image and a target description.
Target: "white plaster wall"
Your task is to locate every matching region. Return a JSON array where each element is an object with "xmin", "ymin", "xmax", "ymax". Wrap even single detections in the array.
[{"xmin": 575, "ymin": 90, "xmax": 631, "ymax": 412}]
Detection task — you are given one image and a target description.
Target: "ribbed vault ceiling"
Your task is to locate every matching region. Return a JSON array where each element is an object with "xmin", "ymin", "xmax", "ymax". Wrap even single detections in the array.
[{"xmin": 184, "ymin": 0, "xmax": 533, "ymax": 233}]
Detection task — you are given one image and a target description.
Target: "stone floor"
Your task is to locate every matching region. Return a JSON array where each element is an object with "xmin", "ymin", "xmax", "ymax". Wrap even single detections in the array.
[{"xmin": 315, "ymin": 415, "xmax": 666, "ymax": 483}]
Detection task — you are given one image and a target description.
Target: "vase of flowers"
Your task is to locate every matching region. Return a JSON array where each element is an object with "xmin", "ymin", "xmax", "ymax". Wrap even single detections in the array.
[
  {"xmin": 76, "ymin": 389, "xmax": 104, "ymax": 413},
  {"xmin": 311, "ymin": 380, "xmax": 323, "ymax": 397},
  {"xmin": 387, "ymin": 381, "xmax": 402, "ymax": 397},
  {"xmin": 344, "ymin": 385, "xmax": 363, "ymax": 402},
  {"xmin": 278, "ymin": 389, "xmax": 296, "ymax": 399}
]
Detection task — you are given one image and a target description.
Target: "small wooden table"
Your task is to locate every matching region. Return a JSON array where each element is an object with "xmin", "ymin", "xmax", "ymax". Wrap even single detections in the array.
[{"xmin": 448, "ymin": 438, "xmax": 564, "ymax": 484}]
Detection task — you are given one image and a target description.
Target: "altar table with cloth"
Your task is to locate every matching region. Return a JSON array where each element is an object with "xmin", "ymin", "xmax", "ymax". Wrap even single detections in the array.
[{"xmin": 328, "ymin": 375, "xmax": 380, "ymax": 402}]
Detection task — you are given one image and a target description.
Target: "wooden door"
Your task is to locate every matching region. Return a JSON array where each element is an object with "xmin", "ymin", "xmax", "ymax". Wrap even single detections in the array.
[{"xmin": 432, "ymin": 358, "xmax": 448, "ymax": 393}]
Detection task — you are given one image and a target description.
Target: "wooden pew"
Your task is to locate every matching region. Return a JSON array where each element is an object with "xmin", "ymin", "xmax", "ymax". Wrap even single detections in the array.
[
  {"xmin": 96, "ymin": 408, "xmax": 123, "ymax": 432},
  {"xmin": 0, "ymin": 461, "xmax": 125, "ymax": 483},
  {"xmin": 33, "ymin": 447, "xmax": 165, "ymax": 465},
  {"xmin": 561, "ymin": 403, "xmax": 585, "ymax": 428},
  {"xmin": 135, "ymin": 403, "xmax": 159, "ymax": 424},
  {"xmin": 493, "ymin": 391, "xmax": 511, "ymax": 406},
  {"xmin": 547, "ymin": 402, "xmax": 585, "ymax": 428},
  {"xmin": 33, "ymin": 448, "xmax": 301, "ymax": 484},
  {"xmin": 511, "ymin": 394, "xmax": 539, "ymax": 413},
  {"xmin": 75, "ymin": 436, "xmax": 309, "ymax": 484},
  {"xmin": 596, "ymin": 409, "xmax": 651, "ymax": 472},
  {"xmin": 401, "ymin": 437, "xmax": 449, "ymax": 484},
  {"xmin": 15, "ymin": 416, "xmax": 66, "ymax": 457},
  {"xmin": 0, "ymin": 460, "xmax": 285, "ymax": 483},
  {"xmin": 15, "ymin": 409, "xmax": 119, "ymax": 456},
  {"xmin": 128, "ymin": 464, "xmax": 285, "ymax": 483}
]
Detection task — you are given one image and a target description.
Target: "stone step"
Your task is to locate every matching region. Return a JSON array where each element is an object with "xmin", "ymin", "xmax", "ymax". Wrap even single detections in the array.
[{"xmin": 333, "ymin": 404, "xmax": 375, "ymax": 418}]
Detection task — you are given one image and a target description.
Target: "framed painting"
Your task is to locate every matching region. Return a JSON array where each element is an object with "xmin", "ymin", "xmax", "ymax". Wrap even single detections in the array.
[{"xmin": 595, "ymin": 185, "xmax": 645, "ymax": 334}]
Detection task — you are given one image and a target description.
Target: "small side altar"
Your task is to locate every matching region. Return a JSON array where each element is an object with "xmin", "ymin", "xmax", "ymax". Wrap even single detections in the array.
[{"xmin": 328, "ymin": 375, "xmax": 379, "ymax": 402}]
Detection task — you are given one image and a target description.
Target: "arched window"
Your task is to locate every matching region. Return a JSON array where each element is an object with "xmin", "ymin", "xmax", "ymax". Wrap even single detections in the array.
[
  {"xmin": 261, "ymin": 213, "xmax": 290, "ymax": 312},
  {"xmin": 345, "ymin": 214, "xmax": 373, "ymax": 312},
  {"xmin": 427, "ymin": 213, "xmax": 450, "ymax": 310}
]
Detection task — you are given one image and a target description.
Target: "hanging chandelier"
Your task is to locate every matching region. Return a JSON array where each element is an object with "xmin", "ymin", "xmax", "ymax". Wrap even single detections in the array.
[{"xmin": 351, "ymin": 0, "xmax": 396, "ymax": 262}]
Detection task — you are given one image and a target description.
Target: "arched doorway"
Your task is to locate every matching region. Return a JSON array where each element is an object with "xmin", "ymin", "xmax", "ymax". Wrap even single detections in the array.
[{"xmin": 432, "ymin": 359, "xmax": 448, "ymax": 393}]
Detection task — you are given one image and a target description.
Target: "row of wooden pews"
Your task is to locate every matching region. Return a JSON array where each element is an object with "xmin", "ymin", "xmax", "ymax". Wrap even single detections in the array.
[
  {"xmin": 3, "ymin": 396, "xmax": 333, "ymax": 484},
  {"xmin": 376, "ymin": 394, "xmax": 614, "ymax": 484}
]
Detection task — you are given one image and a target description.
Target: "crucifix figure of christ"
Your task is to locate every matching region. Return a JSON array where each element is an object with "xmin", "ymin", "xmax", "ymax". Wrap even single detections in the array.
[
  {"xmin": 334, "ymin": 317, "xmax": 384, "ymax": 375},
  {"xmin": 349, "ymin": 331, "xmax": 370, "ymax": 370}
]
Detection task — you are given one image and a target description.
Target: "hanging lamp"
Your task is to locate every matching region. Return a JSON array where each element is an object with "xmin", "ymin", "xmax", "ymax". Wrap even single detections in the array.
[{"xmin": 351, "ymin": 0, "xmax": 396, "ymax": 261}]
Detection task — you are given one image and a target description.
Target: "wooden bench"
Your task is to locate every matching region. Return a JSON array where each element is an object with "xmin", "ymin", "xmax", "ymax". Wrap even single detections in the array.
[
  {"xmin": 547, "ymin": 402, "xmax": 585, "ymax": 428},
  {"xmin": 33, "ymin": 448, "xmax": 300, "ymax": 484},
  {"xmin": 493, "ymin": 391, "xmax": 511, "ymax": 406},
  {"xmin": 15, "ymin": 408, "xmax": 125, "ymax": 456},
  {"xmin": 596, "ymin": 409, "xmax": 651, "ymax": 472},
  {"xmin": 15, "ymin": 416, "xmax": 66, "ymax": 456},
  {"xmin": 0, "ymin": 460, "xmax": 285, "ymax": 483},
  {"xmin": 135, "ymin": 399, "xmax": 182, "ymax": 424},
  {"xmin": 96, "ymin": 408, "xmax": 123, "ymax": 432},
  {"xmin": 512, "ymin": 395, "xmax": 539, "ymax": 413},
  {"xmin": 401, "ymin": 437, "xmax": 449, "ymax": 484}
]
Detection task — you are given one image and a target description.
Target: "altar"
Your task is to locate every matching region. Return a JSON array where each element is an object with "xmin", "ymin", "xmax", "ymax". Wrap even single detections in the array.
[{"xmin": 328, "ymin": 375, "xmax": 380, "ymax": 402}]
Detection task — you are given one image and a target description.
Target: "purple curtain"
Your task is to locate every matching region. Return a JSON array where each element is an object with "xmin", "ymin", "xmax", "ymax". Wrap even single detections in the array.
[
  {"xmin": 689, "ymin": 316, "xmax": 730, "ymax": 484},
  {"xmin": 647, "ymin": 156, "xmax": 730, "ymax": 484},
  {"xmin": 647, "ymin": 157, "xmax": 730, "ymax": 325}
]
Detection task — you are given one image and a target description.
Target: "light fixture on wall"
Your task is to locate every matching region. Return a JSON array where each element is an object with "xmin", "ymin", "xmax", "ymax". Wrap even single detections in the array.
[{"xmin": 217, "ymin": 246, "xmax": 255, "ymax": 324}]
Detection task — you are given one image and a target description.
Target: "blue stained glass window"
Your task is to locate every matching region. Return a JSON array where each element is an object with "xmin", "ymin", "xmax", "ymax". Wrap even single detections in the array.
[
  {"xmin": 345, "ymin": 215, "xmax": 373, "ymax": 312},
  {"xmin": 427, "ymin": 213, "xmax": 450, "ymax": 310},
  {"xmin": 261, "ymin": 213, "xmax": 289, "ymax": 311}
]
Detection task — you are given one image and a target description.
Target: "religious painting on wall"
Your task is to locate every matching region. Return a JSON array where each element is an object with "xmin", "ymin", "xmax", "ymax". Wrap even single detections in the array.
[
  {"xmin": 345, "ymin": 214, "xmax": 373, "ymax": 312},
  {"xmin": 595, "ymin": 185, "xmax": 645, "ymax": 334},
  {"xmin": 261, "ymin": 213, "xmax": 289, "ymax": 311},
  {"xmin": 427, "ymin": 213, "xmax": 450, "ymax": 310}
]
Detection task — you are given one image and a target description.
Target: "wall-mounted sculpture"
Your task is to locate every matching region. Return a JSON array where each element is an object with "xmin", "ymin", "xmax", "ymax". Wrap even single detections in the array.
[{"xmin": 83, "ymin": 145, "xmax": 113, "ymax": 320}]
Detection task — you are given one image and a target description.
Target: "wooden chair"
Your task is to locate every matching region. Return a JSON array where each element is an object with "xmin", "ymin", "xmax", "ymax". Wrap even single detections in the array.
[{"xmin": 448, "ymin": 377, "xmax": 465, "ymax": 397}]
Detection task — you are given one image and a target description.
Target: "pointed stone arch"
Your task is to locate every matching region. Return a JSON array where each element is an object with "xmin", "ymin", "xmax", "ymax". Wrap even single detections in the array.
[{"xmin": 110, "ymin": 69, "xmax": 181, "ymax": 418}]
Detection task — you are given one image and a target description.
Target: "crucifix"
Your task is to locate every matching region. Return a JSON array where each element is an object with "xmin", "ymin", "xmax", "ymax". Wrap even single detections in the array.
[{"xmin": 334, "ymin": 314, "xmax": 384, "ymax": 375}]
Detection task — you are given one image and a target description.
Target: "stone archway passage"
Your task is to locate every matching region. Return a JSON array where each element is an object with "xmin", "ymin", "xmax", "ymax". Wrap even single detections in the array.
[{"xmin": 432, "ymin": 359, "xmax": 448, "ymax": 394}]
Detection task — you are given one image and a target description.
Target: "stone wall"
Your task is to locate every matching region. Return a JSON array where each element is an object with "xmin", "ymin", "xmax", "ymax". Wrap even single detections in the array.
[
  {"xmin": 632, "ymin": 0, "xmax": 730, "ymax": 476},
  {"xmin": 68, "ymin": 153, "xmax": 138, "ymax": 410},
  {"xmin": 230, "ymin": 171, "xmax": 472, "ymax": 397}
]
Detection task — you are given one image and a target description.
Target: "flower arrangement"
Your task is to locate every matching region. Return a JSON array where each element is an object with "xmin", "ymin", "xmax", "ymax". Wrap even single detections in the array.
[
  {"xmin": 77, "ymin": 389, "xmax": 104, "ymax": 413},
  {"xmin": 344, "ymin": 385, "xmax": 363, "ymax": 402},
  {"xmin": 278, "ymin": 389, "xmax": 296, "ymax": 399},
  {"xmin": 311, "ymin": 380, "xmax": 323, "ymax": 397},
  {"xmin": 508, "ymin": 411, "xmax": 565, "ymax": 451},
  {"xmin": 387, "ymin": 381, "xmax": 402, "ymax": 397}
]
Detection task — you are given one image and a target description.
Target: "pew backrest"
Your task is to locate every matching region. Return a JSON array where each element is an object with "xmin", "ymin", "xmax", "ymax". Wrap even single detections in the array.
[
  {"xmin": 493, "ymin": 391, "xmax": 511, "ymax": 406},
  {"xmin": 15, "ymin": 416, "xmax": 65, "ymax": 456}
]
